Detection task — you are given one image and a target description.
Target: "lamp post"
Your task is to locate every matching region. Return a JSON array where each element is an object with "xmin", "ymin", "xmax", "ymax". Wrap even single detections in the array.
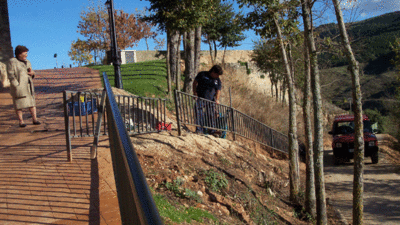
[
  {"xmin": 54, "ymin": 53, "xmax": 58, "ymax": 68},
  {"xmin": 105, "ymin": 0, "xmax": 123, "ymax": 89}
]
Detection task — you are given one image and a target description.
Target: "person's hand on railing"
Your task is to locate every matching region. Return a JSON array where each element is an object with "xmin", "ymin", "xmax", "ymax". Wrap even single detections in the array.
[{"xmin": 215, "ymin": 99, "xmax": 220, "ymax": 104}]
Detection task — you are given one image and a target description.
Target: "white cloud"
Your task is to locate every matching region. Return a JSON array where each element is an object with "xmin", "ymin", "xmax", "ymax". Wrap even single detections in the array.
[
  {"xmin": 355, "ymin": 0, "xmax": 400, "ymax": 14},
  {"xmin": 338, "ymin": 0, "xmax": 400, "ymax": 21}
]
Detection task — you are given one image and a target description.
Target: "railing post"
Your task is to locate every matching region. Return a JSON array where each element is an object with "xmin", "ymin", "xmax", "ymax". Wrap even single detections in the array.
[
  {"xmin": 271, "ymin": 132, "xmax": 274, "ymax": 148},
  {"xmin": 174, "ymin": 90, "xmax": 182, "ymax": 136},
  {"xmin": 63, "ymin": 91, "xmax": 72, "ymax": 162},
  {"xmin": 229, "ymin": 87, "xmax": 236, "ymax": 141},
  {"xmin": 91, "ymin": 89, "xmax": 107, "ymax": 159}
]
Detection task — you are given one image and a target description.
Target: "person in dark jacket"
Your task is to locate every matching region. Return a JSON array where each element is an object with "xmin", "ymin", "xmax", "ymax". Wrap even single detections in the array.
[{"xmin": 192, "ymin": 65, "xmax": 223, "ymax": 134}]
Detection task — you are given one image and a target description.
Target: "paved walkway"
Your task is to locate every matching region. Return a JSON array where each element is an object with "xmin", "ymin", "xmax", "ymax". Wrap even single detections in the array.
[{"xmin": 0, "ymin": 68, "xmax": 120, "ymax": 224}]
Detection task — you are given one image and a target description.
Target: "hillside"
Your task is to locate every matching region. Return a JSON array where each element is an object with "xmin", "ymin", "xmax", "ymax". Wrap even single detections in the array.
[
  {"xmin": 317, "ymin": 11, "xmax": 400, "ymax": 121},
  {"xmin": 88, "ymin": 61, "xmax": 345, "ymax": 224},
  {"xmin": 127, "ymin": 68, "xmax": 344, "ymax": 224},
  {"xmin": 318, "ymin": 11, "xmax": 400, "ymax": 68}
]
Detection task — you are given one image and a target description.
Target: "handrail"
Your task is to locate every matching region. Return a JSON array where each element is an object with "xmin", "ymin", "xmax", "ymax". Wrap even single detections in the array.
[
  {"xmin": 174, "ymin": 90, "xmax": 288, "ymax": 154},
  {"xmin": 63, "ymin": 89, "xmax": 168, "ymax": 160},
  {"xmin": 102, "ymin": 72, "xmax": 163, "ymax": 224}
]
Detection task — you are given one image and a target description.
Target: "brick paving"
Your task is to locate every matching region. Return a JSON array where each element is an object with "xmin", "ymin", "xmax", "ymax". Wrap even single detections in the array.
[{"xmin": 0, "ymin": 68, "xmax": 120, "ymax": 224}]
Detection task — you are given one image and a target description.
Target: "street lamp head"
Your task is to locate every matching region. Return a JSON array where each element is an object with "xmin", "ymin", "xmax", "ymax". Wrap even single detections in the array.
[{"xmin": 105, "ymin": 0, "xmax": 111, "ymax": 8}]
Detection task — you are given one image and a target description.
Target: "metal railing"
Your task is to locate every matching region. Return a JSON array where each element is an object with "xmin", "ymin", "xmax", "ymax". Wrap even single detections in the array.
[
  {"xmin": 93, "ymin": 72, "xmax": 163, "ymax": 224},
  {"xmin": 63, "ymin": 89, "xmax": 167, "ymax": 161},
  {"xmin": 174, "ymin": 90, "xmax": 288, "ymax": 154},
  {"xmin": 63, "ymin": 90, "xmax": 107, "ymax": 161}
]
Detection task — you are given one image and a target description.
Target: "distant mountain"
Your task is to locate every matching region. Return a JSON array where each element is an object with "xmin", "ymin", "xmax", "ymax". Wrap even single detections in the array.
[
  {"xmin": 318, "ymin": 11, "xmax": 400, "ymax": 69},
  {"xmin": 317, "ymin": 11, "xmax": 400, "ymax": 115}
]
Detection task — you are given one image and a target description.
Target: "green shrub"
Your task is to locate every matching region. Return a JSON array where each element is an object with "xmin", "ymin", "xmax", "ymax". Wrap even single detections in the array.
[
  {"xmin": 204, "ymin": 169, "xmax": 228, "ymax": 193},
  {"xmin": 165, "ymin": 179, "xmax": 184, "ymax": 198},
  {"xmin": 364, "ymin": 108, "xmax": 386, "ymax": 133},
  {"xmin": 165, "ymin": 179, "xmax": 201, "ymax": 202},
  {"xmin": 247, "ymin": 68, "xmax": 252, "ymax": 75},
  {"xmin": 153, "ymin": 194, "xmax": 216, "ymax": 223}
]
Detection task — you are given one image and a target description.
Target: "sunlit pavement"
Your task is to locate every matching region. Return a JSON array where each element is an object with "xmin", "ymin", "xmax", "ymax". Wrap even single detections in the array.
[{"xmin": 0, "ymin": 68, "xmax": 120, "ymax": 224}]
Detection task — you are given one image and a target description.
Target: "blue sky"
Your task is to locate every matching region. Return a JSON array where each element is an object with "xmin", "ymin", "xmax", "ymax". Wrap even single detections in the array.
[{"xmin": 7, "ymin": 0, "xmax": 400, "ymax": 69}]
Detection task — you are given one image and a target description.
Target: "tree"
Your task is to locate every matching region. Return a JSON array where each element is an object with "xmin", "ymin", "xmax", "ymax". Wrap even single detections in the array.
[
  {"xmin": 391, "ymin": 38, "xmax": 400, "ymax": 140},
  {"xmin": 219, "ymin": 13, "xmax": 246, "ymax": 65},
  {"xmin": 77, "ymin": 1, "xmax": 154, "ymax": 62},
  {"xmin": 183, "ymin": 29, "xmax": 195, "ymax": 93},
  {"xmin": 302, "ymin": 32, "xmax": 316, "ymax": 217},
  {"xmin": 144, "ymin": 0, "xmax": 214, "ymax": 94},
  {"xmin": 194, "ymin": 27, "xmax": 202, "ymax": 74},
  {"xmin": 68, "ymin": 38, "xmax": 94, "ymax": 66},
  {"xmin": 300, "ymin": 0, "xmax": 326, "ymax": 222},
  {"xmin": 392, "ymin": 38, "xmax": 400, "ymax": 76},
  {"xmin": 251, "ymin": 39, "xmax": 285, "ymax": 101},
  {"xmin": 390, "ymin": 38, "xmax": 400, "ymax": 139},
  {"xmin": 202, "ymin": 2, "xmax": 246, "ymax": 65},
  {"xmin": 331, "ymin": 0, "xmax": 364, "ymax": 224},
  {"xmin": 135, "ymin": 8, "xmax": 157, "ymax": 51},
  {"xmin": 239, "ymin": 0, "xmax": 301, "ymax": 202}
]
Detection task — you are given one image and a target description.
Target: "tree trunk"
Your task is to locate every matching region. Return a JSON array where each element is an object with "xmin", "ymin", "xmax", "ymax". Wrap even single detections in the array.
[
  {"xmin": 194, "ymin": 26, "xmax": 202, "ymax": 74},
  {"xmin": 176, "ymin": 33, "xmax": 182, "ymax": 92},
  {"xmin": 222, "ymin": 46, "xmax": 227, "ymax": 66},
  {"xmin": 273, "ymin": 15, "xmax": 300, "ymax": 202},
  {"xmin": 288, "ymin": 43, "xmax": 295, "ymax": 83},
  {"xmin": 332, "ymin": 1, "xmax": 364, "ymax": 224},
  {"xmin": 167, "ymin": 30, "xmax": 172, "ymax": 98},
  {"xmin": 183, "ymin": 29, "xmax": 195, "ymax": 93},
  {"xmin": 208, "ymin": 37, "xmax": 214, "ymax": 65},
  {"xmin": 170, "ymin": 30, "xmax": 179, "ymax": 90},
  {"xmin": 270, "ymin": 78, "xmax": 274, "ymax": 98},
  {"xmin": 213, "ymin": 40, "xmax": 218, "ymax": 64},
  {"xmin": 301, "ymin": 0, "xmax": 327, "ymax": 223},
  {"xmin": 183, "ymin": 32, "xmax": 187, "ymax": 56},
  {"xmin": 302, "ymin": 28, "xmax": 316, "ymax": 217}
]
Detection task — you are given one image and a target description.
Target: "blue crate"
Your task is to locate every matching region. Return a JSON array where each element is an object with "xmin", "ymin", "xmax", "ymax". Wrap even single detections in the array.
[{"xmin": 68, "ymin": 98, "xmax": 98, "ymax": 116}]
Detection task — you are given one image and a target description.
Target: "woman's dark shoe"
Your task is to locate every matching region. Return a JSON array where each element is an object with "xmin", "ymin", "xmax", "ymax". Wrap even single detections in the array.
[
  {"xmin": 33, "ymin": 120, "xmax": 41, "ymax": 125},
  {"xmin": 19, "ymin": 123, "xmax": 27, "ymax": 128}
]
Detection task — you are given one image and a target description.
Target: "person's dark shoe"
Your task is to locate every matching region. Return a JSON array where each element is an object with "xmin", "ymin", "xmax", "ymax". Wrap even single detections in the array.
[
  {"xmin": 33, "ymin": 120, "xmax": 41, "ymax": 125},
  {"xmin": 19, "ymin": 123, "xmax": 27, "ymax": 128},
  {"xmin": 212, "ymin": 133, "xmax": 220, "ymax": 138}
]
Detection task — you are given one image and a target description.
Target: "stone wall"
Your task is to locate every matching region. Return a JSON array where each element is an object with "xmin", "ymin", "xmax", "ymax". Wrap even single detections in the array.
[
  {"xmin": 0, "ymin": 0, "xmax": 13, "ymax": 63},
  {"xmin": 135, "ymin": 50, "xmax": 167, "ymax": 62},
  {"xmin": 199, "ymin": 50, "xmax": 253, "ymax": 65},
  {"xmin": 0, "ymin": 0, "xmax": 12, "ymax": 88},
  {"xmin": 131, "ymin": 50, "xmax": 253, "ymax": 64}
]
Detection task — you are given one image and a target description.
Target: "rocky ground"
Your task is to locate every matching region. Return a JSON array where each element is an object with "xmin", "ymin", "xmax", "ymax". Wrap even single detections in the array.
[{"xmin": 128, "ymin": 123, "xmax": 347, "ymax": 224}]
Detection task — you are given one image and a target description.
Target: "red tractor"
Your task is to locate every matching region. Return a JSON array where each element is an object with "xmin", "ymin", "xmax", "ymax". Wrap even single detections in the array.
[{"xmin": 329, "ymin": 115, "xmax": 379, "ymax": 165}]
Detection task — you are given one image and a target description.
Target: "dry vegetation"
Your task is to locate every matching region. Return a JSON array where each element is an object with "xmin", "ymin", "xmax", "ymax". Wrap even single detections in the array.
[
  {"xmin": 126, "ymin": 63, "xmax": 348, "ymax": 224},
  {"xmin": 212, "ymin": 65, "xmax": 291, "ymax": 136}
]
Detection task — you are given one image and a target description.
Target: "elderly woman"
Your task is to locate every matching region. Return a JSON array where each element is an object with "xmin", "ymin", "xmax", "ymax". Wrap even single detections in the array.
[{"xmin": 7, "ymin": 45, "xmax": 40, "ymax": 127}]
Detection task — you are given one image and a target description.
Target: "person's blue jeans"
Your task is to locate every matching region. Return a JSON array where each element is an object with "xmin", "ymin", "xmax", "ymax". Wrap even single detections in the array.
[{"xmin": 195, "ymin": 99, "xmax": 216, "ymax": 134}]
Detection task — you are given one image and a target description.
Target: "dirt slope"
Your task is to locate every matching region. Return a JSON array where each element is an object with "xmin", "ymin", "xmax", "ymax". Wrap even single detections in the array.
[{"xmin": 130, "ymin": 125, "xmax": 343, "ymax": 224}]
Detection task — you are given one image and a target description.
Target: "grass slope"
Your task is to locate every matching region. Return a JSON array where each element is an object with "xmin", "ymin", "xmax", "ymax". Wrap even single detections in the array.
[{"xmin": 88, "ymin": 59, "xmax": 168, "ymax": 98}]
